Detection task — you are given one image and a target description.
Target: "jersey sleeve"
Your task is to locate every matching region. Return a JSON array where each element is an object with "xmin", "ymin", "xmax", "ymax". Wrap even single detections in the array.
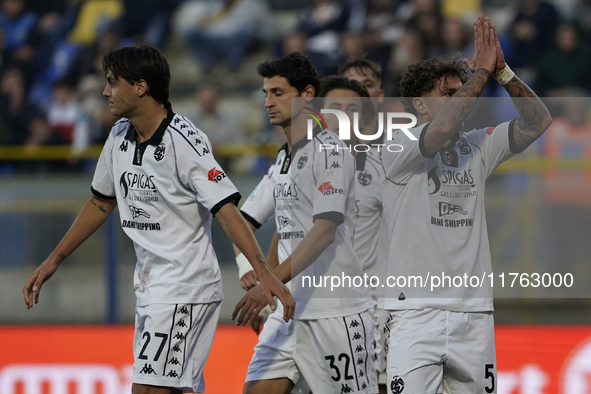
[
  {"xmin": 240, "ymin": 164, "xmax": 276, "ymax": 228},
  {"xmin": 91, "ymin": 126, "xmax": 117, "ymax": 199},
  {"xmin": 311, "ymin": 140, "xmax": 354, "ymax": 225},
  {"xmin": 174, "ymin": 130, "xmax": 241, "ymax": 215},
  {"xmin": 381, "ymin": 123, "xmax": 430, "ymax": 184},
  {"xmin": 466, "ymin": 120, "xmax": 516, "ymax": 178}
]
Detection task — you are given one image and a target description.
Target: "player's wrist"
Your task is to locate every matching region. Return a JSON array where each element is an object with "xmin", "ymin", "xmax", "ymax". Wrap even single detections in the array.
[
  {"xmin": 493, "ymin": 64, "xmax": 514, "ymax": 85},
  {"xmin": 235, "ymin": 253, "xmax": 253, "ymax": 279}
]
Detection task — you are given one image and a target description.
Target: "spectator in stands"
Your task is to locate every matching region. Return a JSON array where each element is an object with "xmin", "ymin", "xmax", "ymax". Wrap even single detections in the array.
[
  {"xmin": 506, "ymin": 0, "xmax": 558, "ymax": 72},
  {"xmin": 405, "ymin": 0, "xmax": 442, "ymax": 58},
  {"xmin": 535, "ymin": 22, "xmax": 591, "ymax": 97},
  {"xmin": 385, "ymin": 30, "xmax": 423, "ymax": 96},
  {"xmin": 293, "ymin": 0, "xmax": 352, "ymax": 76},
  {"xmin": 109, "ymin": 0, "xmax": 180, "ymax": 49},
  {"xmin": 357, "ymin": 0, "xmax": 401, "ymax": 69},
  {"xmin": 0, "ymin": 66, "xmax": 52, "ymax": 145},
  {"xmin": 185, "ymin": 84, "xmax": 245, "ymax": 168},
  {"xmin": 0, "ymin": 0, "xmax": 37, "ymax": 71},
  {"xmin": 429, "ymin": 17, "xmax": 473, "ymax": 60},
  {"xmin": 176, "ymin": 0, "xmax": 272, "ymax": 73}
]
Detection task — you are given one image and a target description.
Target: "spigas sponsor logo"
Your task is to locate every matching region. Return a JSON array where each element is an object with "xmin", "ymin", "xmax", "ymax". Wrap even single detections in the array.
[
  {"xmin": 318, "ymin": 182, "xmax": 343, "ymax": 195},
  {"xmin": 275, "ymin": 183, "xmax": 298, "ymax": 199},
  {"xmin": 428, "ymin": 166, "xmax": 475, "ymax": 195},
  {"xmin": 120, "ymin": 171, "xmax": 156, "ymax": 198},
  {"xmin": 208, "ymin": 168, "xmax": 227, "ymax": 183}
]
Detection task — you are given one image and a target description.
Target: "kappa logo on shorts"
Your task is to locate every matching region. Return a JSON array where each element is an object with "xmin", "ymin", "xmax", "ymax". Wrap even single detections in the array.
[
  {"xmin": 172, "ymin": 344, "xmax": 182, "ymax": 352},
  {"xmin": 208, "ymin": 168, "xmax": 227, "ymax": 183},
  {"xmin": 298, "ymin": 153, "xmax": 308, "ymax": 169},
  {"xmin": 169, "ymin": 357, "xmax": 181, "ymax": 365},
  {"xmin": 140, "ymin": 363, "xmax": 156, "ymax": 375},
  {"xmin": 391, "ymin": 376, "xmax": 404, "ymax": 394},
  {"xmin": 178, "ymin": 306, "xmax": 189, "ymax": 314},
  {"xmin": 167, "ymin": 370, "xmax": 179, "ymax": 378},
  {"xmin": 341, "ymin": 383, "xmax": 353, "ymax": 393},
  {"xmin": 176, "ymin": 319, "xmax": 187, "ymax": 328},
  {"xmin": 173, "ymin": 332, "xmax": 185, "ymax": 340},
  {"xmin": 352, "ymin": 332, "xmax": 362, "ymax": 340},
  {"xmin": 355, "ymin": 345, "xmax": 364, "ymax": 353},
  {"xmin": 349, "ymin": 319, "xmax": 360, "ymax": 328}
]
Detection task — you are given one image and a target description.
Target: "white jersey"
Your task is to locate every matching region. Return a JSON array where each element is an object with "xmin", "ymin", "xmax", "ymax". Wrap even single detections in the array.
[
  {"xmin": 353, "ymin": 149, "xmax": 386, "ymax": 274},
  {"xmin": 91, "ymin": 103, "xmax": 241, "ymax": 306},
  {"xmin": 380, "ymin": 120, "xmax": 516, "ymax": 312},
  {"xmin": 240, "ymin": 163, "xmax": 277, "ymax": 229},
  {"xmin": 242, "ymin": 130, "xmax": 372, "ymax": 320}
]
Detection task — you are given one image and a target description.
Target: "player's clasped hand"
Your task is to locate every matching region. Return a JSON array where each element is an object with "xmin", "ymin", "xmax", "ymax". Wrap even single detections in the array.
[
  {"xmin": 232, "ymin": 271, "xmax": 295, "ymax": 325},
  {"xmin": 463, "ymin": 15, "xmax": 497, "ymax": 74},
  {"xmin": 240, "ymin": 270, "xmax": 259, "ymax": 291},
  {"xmin": 22, "ymin": 258, "xmax": 59, "ymax": 309}
]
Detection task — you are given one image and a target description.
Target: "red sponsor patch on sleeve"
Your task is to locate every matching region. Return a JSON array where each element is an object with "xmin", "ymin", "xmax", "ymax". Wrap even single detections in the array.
[{"xmin": 486, "ymin": 127, "xmax": 495, "ymax": 135}]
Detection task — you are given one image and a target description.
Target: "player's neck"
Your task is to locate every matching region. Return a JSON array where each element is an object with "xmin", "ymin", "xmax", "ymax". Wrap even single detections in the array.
[
  {"xmin": 284, "ymin": 112, "xmax": 309, "ymax": 152},
  {"xmin": 130, "ymin": 101, "xmax": 168, "ymax": 144}
]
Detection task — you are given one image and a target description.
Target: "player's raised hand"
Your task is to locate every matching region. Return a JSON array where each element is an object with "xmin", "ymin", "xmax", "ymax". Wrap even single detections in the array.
[
  {"xmin": 463, "ymin": 16, "xmax": 497, "ymax": 74},
  {"xmin": 23, "ymin": 259, "xmax": 59, "ymax": 309},
  {"xmin": 491, "ymin": 23, "xmax": 507, "ymax": 72}
]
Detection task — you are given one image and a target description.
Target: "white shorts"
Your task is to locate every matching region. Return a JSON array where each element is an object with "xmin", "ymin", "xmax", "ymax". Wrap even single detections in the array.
[
  {"xmin": 374, "ymin": 307, "xmax": 389, "ymax": 385},
  {"xmin": 385, "ymin": 308, "xmax": 496, "ymax": 394},
  {"xmin": 246, "ymin": 306, "xmax": 378, "ymax": 394},
  {"xmin": 133, "ymin": 302, "xmax": 221, "ymax": 393}
]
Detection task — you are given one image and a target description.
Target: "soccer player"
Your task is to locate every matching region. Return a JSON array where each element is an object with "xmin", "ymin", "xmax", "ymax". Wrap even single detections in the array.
[
  {"xmin": 380, "ymin": 17, "xmax": 552, "ymax": 392},
  {"xmin": 338, "ymin": 59, "xmax": 390, "ymax": 394},
  {"xmin": 233, "ymin": 52, "xmax": 377, "ymax": 394},
  {"xmin": 22, "ymin": 45, "xmax": 295, "ymax": 394}
]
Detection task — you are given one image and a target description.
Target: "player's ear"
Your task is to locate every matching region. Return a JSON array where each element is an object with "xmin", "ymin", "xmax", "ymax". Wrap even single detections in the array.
[
  {"xmin": 412, "ymin": 97, "xmax": 427, "ymax": 115},
  {"xmin": 135, "ymin": 79, "xmax": 148, "ymax": 97},
  {"xmin": 302, "ymin": 84, "xmax": 315, "ymax": 100}
]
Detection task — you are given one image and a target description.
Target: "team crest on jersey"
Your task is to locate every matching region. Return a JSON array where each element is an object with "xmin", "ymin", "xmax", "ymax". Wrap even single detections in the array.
[
  {"xmin": 358, "ymin": 171, "xmax": 372, "ymax": 186},
  {"xmin": 154, "ymin": 144, "xmax": 165, "ymax": 161},
  {"xmin": 278, "ymin": 216, "xmax": 295, "ymax": 230},
  {"xmin": 458, "ymin": 140, "xmax": 471, "ymax": 155},
  {"xmin": 391, "ymin": 376, "xmax": 404, "ymax": 394},
  {"xmin": 208, "ymin": 167, "xmax": 227, "ymax": 183},
  {"xmin": 442, "ymin": 151, "xmax": 453, "ymax": 165},
  {"xmin": 297, "ymin": 153, "xmax": 308, "ymax": 169}
]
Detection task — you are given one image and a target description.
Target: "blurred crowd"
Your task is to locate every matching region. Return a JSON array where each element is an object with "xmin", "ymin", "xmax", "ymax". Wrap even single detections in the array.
[{"xmin": 1, "ymin": 0, "xmax": 591, "ymax": 171}]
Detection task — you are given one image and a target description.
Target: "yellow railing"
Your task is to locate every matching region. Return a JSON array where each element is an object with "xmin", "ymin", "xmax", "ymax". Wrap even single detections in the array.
[{"xmin": 1, "ymin": 145, "xmax": 591, "ymax": 172}]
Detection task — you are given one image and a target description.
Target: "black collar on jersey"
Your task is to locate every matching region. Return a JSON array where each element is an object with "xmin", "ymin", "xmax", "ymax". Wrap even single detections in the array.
[
  {"xmin": 291, "ymin": 127, "xmax": 322, "ymax": 156},
  {"xmin": 124, "ymin": 101, "xmax": 175, "ymax": 146},
  {"xmin": 355, "ymin": 151, "xmax": 367, "ymax": 171}
]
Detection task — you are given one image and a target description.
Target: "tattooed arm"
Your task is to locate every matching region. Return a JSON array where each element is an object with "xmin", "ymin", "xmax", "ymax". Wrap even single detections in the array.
[
  {"xmin": 501, "ymin": 72, "xmax": 552, "ymax": 154},
  {"xmin": 424, "ymin": 16, "xmax": 498, "ymax": 155},
  {"xmin": 489, "ymin": 23, "xmax": 551, "ymax": 153},
  {"xmin": 23, "ymin": 195, "xmax": 117, "ymax": 308}
]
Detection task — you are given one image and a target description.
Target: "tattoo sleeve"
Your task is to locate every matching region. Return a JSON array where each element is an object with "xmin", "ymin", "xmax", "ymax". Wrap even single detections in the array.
[
  {"xmin": 504, "ymin": 75, "xmax": 552, "ymax": 153},
  {"xmin": 426, "ymin": 69, "xmax": 491, "ymax": 152},
  {"xmin": 89, "ymin": 198, "xmax": 108, "ymax": 213}
]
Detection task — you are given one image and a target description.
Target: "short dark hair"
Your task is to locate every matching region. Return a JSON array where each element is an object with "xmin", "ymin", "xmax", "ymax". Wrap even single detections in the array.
[
  {"xmin": 318, "ymin": 76, "xmax": 376, "ymax": 127},
  {"xmin": 337, "ymin": 58, "xmax": 382, "ymax": 82},
  {"xmin": 257, "ymin": 52, "xmax": 321, "ymax": 96},
  {"xmin": 399, "ymin": 57, "xmax": 468, "ymax": 115},
  {"xmin": 102, "ymin": 44, "xmax": 170, "ymax": 104}
]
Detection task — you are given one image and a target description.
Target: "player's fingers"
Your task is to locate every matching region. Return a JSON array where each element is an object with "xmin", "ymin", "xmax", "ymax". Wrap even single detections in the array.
[
  {"xmin": 238, "ymin": 301, "xmax": 256, "ymax": 326},
  {"xmin": 483, "ymin": 17, "xmax": 490, "ymax": 45},
  {"xmin": 231, "ymin": 297, "xmax": 247, "ymax": 321},
  {"xmin": 463, "ymin": 57, "xmax": 474, "ymax": 71},
  {"xmin": 264, "ymin": 288, "xmax": 277, "ymax": 312},
  {"xmin": 475, "ymin": 16, "xmax": 482, "ymax": 45},
  {"xmin": 23, "ymin": 272, "xmax": 38, "ymax": 308}
]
